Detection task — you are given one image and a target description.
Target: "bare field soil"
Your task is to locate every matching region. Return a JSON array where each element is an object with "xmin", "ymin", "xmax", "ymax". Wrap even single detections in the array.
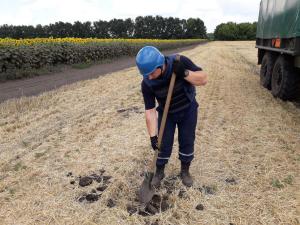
[{"xmin": 0, "ymin": 41, "xmax": 299, "ymax": 225}]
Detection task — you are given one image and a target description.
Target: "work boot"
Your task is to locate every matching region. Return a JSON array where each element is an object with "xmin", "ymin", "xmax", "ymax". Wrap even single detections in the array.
[
  {"xmin": 151, "ymin": 164, "xmax": 165, "ymax": 187},
  {"xmin": 180, "ymin": 162, "xmax": 193, "ymax": 187}
]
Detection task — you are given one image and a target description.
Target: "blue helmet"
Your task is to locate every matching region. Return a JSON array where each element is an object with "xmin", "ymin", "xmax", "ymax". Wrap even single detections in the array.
[{"xmin": 136, "ymin": 46, "xmax": 165, "ymax": 78}]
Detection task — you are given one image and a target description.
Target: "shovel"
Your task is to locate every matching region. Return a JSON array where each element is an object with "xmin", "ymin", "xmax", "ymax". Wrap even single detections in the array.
[{"xmin": 138, "ymin": 72, "xmax": 177, "ymax": 207}]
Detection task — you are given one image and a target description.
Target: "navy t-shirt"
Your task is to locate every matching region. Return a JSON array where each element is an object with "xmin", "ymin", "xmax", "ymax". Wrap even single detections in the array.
[{"xmin": 141, "ymin": 55, "xmax": 202, "ymax": 110}]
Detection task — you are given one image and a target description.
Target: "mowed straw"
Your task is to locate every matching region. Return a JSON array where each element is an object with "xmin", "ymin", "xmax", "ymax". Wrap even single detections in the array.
[{"xmin": 0, "ymin": 41, "xmax": 299, "ymax": 225}]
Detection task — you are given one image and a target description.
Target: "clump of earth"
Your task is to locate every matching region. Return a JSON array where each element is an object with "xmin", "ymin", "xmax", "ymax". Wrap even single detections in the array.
[
  {"xmin": 68, "ymin": 171, "xmax": 212, "ymax": 216},
  {"xmin": 67, "ymin": 169, "xmax": 112, "ymax": 203}
]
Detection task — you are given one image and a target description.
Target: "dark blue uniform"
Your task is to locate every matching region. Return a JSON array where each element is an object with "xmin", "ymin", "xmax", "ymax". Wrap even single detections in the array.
[{"xmin": 141, "ymin": 55, "xmax": 202, "ymax": 166}]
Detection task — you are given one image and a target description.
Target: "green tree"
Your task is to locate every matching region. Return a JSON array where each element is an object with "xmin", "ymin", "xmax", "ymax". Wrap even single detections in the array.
[
  {"xmin": 134, "ymin": 16, "xmax": 157, "ymax": 38},
  {"xmin": 93, "ymin": 20, "xmax": 110, "ymax": 38},
  {"xmin": 0, "ymin": 16, "xmax": 208, "ymax": 39},
  {"xmin": 186, "ymin": 18, "xmax": 206, "ymax": 39},
  {"xmin": 164, "ymin": 17, "xmax": 184, "ymax": 39},
  {"xmin": 72, "ymin": 21, "xmax": 92, "ymax": 38},
  {"xmin": 214, "ymin": 22, "xmax": 257, "ymax": 40},
  {"xmin": 109, "ymin": 18, "xmax": 134, "ymax": 38}
]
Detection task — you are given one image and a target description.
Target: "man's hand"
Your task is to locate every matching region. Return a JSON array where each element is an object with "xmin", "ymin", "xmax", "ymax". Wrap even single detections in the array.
[
  {"xmin": 150, "ymin": 135, "xmax": 159, "ymax": 151},
  {"xmin": 172, "ymin": 60, "xmax": 186, "ymax": 79}
]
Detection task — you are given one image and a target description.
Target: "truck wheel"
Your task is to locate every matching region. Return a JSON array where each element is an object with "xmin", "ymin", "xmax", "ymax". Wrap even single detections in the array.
[
  {"xmin": 271, "ymin": 55, "xmax": 298, "ymax": 100},
  {"xmin": 260, "ymin": 52, "xmax": 275, "ymax": 89}
]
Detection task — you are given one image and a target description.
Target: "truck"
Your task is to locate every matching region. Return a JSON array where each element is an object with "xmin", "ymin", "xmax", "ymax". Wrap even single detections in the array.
[{"xmin": 256, "ymin": 0, "xmax": 300, "ymax": 100}]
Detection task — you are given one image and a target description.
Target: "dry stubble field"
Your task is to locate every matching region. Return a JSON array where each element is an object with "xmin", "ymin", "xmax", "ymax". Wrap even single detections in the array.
[{"xmin": 0, "ymin": 41, "xmax": 299, "ymax": 225}]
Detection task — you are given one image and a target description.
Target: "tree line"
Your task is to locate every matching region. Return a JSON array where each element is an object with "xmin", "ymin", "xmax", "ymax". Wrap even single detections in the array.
[
  {"xmin": 214, "ymin": 22, "xmax": 257, "ymax": 40},
  {"xmin": 0, "ymin": 16, "xmax": 207, "ymax": 39}
]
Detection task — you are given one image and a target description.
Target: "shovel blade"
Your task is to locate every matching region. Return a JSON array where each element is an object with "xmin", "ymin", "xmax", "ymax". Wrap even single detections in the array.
[{"xmin": 138, "ymin": 172, "xmax": 155, "ymax": 205}]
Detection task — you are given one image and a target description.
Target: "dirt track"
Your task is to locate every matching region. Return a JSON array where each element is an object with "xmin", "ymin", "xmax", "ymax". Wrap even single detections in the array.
[{"xmin": 0, "ymin": 41, "xmax": 299, "ymax": 225}]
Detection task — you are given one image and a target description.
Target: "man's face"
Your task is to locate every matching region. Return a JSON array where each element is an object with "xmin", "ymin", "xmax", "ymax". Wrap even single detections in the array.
[{"xmin": 148, "ymin": 65, "xmax": 164, "ymax": 80}]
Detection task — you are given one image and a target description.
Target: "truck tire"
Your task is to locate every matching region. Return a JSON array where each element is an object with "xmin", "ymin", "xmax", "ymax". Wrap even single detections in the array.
[
  {"xmin": 260, "ymin": 52, "xmax": 275, "ymax": 89},
  {"xmin": 271, "ymin": 55, "xmax": 298, "ymax": 100}
]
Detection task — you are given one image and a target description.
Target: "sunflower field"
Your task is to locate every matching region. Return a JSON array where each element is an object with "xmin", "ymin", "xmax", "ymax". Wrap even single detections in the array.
[{"xmin": 0, "ymin": 38, "xmax": 205, "ymax": 81}]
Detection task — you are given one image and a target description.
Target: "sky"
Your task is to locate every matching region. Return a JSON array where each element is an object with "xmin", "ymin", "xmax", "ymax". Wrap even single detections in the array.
[{"xmin": 0, "ymin": 0, "xmax": 262, "ymax": 33}]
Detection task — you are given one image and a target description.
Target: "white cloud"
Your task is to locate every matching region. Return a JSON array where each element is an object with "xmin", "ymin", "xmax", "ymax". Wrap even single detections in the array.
[
  {"xmin": 0, "ymin": 0, "xmax": 111, "ymax": 25},
  {"xmin": 0, "ymin": 0, "xmax": 261, "ymax": 33},
  {"xmin": 111, "ymin": 0, "xmax": 182, "ymax": 17},
  {"xmin": 112, "ymin": 0, "xmax": 260, "ymax": 32}
]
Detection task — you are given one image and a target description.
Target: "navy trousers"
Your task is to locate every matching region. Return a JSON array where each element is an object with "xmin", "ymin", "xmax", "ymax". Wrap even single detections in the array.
[{"xmin": 156, "ymin": 100, "xmax": 199, "ymax": 166}]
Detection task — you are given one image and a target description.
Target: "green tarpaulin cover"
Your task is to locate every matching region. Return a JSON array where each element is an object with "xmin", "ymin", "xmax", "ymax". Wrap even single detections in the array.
[{"xmin": 256, "ymin": 0, "xmax": 300, "ymax": 39}]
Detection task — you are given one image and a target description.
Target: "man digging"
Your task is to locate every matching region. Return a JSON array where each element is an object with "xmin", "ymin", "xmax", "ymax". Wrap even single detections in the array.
[{"xmin": 136, "ymin": 46, "xmax": 207, "ymax": 187}]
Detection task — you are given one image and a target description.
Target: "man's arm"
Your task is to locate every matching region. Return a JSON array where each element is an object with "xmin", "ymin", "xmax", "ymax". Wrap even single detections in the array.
[
  {"xmin": 184, "ymin": 70, "xmax": 208, "ymax": 86},
  {"xmin": 141, "ymin": 82, "xmax": 159, "ymax": 151},
  {"xmin": 145, "ymin": 108, "xmax": 157, "ymax": 137},
  {"xmin": 173, "ymin": 55, "xmax": 208, "ymax": 86},
  {"xmin": 141, "ymin": 81, "xmax": 158, "ymax": 137}
]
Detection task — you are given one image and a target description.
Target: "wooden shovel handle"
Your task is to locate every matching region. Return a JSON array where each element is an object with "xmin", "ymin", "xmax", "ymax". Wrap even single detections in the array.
[{"xmin": 149, "ymin": 72, "xmax": 177, "ymax": 172}]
